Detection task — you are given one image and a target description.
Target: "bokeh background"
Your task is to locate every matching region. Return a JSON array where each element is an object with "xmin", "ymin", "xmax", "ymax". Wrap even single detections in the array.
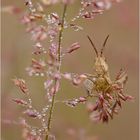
[{"xmin": 1, "ymin": 0, "xmax": 139, "ymax": 140}]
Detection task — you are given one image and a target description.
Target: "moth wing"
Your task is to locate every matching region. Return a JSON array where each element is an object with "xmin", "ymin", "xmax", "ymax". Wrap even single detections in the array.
[{"xmin": 84, "ymin": 79, "xmax": 94, "ymax": 94}]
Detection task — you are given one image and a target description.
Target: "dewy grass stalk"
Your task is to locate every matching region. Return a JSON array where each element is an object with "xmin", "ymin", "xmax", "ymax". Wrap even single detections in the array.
[{"xmin": 46, "ymin": 5, "xmax": 67, "ymax": 140}]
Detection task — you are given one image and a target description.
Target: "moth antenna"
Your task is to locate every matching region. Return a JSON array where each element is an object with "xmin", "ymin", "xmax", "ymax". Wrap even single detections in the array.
[
  {"xmin": 100, "ymin": 34, "xmax": 110, "ymax": 56},
  {"xmin": 87, "ymin": 35, "xmax": 98, "ymax": 56}
]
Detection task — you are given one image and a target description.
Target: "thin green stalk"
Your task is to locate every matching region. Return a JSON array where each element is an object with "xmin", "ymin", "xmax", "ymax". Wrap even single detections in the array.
[
  {"xmin": 58, "ymin": 4, "xmax": 67, "ymax": 63},
  {"xmin": 45, "ymin": 4, "xmax": 67, "ymax": 140}
]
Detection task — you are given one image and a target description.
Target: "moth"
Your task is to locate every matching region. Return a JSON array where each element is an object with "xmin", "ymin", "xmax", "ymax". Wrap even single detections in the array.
[{"xmin": 84, "ymin": 35, "xmax": 128, "ymax": 99}]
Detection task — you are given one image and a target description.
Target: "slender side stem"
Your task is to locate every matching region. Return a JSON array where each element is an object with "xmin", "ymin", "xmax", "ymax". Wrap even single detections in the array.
[
  {"xmin": 45, "ymin": 4, "xmax": 67, "ymax": 140},
  {"xmin": 58, "ymin": 4, "xmax": 67, "ymax": 64}
]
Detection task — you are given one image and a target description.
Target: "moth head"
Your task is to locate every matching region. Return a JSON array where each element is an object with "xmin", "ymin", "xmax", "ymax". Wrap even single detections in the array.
[{"xmin": 87, "ymin": 35, "xmax": 110, "ymax": 75}]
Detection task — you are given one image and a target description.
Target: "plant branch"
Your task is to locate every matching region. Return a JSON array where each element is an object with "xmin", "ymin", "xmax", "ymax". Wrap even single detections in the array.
[{"xmin": 45, "ymin": 4, "xmax": 67, "ymax": 140}]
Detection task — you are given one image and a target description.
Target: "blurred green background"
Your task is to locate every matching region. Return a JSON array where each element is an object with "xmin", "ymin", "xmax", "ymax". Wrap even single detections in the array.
[{"xmin": 1, "ymin": 0, "xmax": 139, "ymax": 140}]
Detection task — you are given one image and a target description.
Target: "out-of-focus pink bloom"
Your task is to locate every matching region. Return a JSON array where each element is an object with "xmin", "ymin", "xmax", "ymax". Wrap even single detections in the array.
[
  {"xmin": 12, "ymin": 99, "xmax": 28, "ymax": 106},
  {"xmin": 31, "ymin": 26, "xmax": 47, "ymax": 41},
  {"xmin": 62, "ymin": 73, "xmax": 73, "ymax": 80},
  {"xmin": 41, "ymin": 0, "xmax": 59, "ymax": 6},
  {"xmin": 1, "ymin": 6, "xmax": 22, "ymax": 14},
  {"xmin": 79, "ymin": 0, "xmax": 121, "ymax": 20},
  {"xmin": 23, "ymin": 109, "xmax": 38, "ymax": 118},
  {"xmin": 49, "ymin": 43, "xmax": 58, "ymax": 60},
  {"xmin": 26, "ymin": 59, "xmax": 46, "ymax": 76},
  {"xmin": 69, "ymin": 23, "xmax": 83, "ymax": 31},
  {"xmin": 72, "ymin": 74, "xmax": 87, "ymax": 86},
  {"xmin": 44, "ymin": 80, "xmax": 53, "ymax": 89},
  {"xmin": 32, "ymin": 42, "xmax": 47, "ymax": 55},
  {"xmin": 41, "ymin": 0, "xmax": 74, "ymax": 5},
  {"xmin": 62, "ymin": 0, "xmax": 74, "ymax": 4},
  {"xmin": 22, "ymin": 128, "xmax": 42, "ymax": 140},
  {"xmin": 66, "ymin": 42, "xmax": 80, "ymax": 53},
  {"xmin": 66, "ymin": 96, "xmax": 88, "ymax": 108},
  {"xmin": 48, "ymin": 80, "xmax": 60, "ymax": 96},
  {"xmin": 13, "ymin": 78, "xmax": 29, "ymax": 94},
  {"xmin": 21, "ymin": 15, "xmax": 31, "ymax": 24}
]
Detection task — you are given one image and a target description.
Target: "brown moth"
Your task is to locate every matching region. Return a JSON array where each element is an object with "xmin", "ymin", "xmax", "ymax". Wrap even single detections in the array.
[
  {"xmin": 84, "ymin": 35, "xmax": 128, "ymax": 98},
  {"xmin": 83, "ymin": 35, "xmax": 132, "ymax": 122}
]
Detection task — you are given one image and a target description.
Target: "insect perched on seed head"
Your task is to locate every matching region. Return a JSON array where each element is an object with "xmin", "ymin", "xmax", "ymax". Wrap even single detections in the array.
[
  {"xmin": 83, "ymin": 35, "xmax": 132, "ymax": 122},
  {"xmin": 84, "ymin": 35, "xmax": 112, "ymax": 94}
]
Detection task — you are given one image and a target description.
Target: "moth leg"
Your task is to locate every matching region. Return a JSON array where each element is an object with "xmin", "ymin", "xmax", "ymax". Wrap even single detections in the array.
[{"xmin": 84, "ymin": 73, "xmax": 96, "ymax": 79}]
